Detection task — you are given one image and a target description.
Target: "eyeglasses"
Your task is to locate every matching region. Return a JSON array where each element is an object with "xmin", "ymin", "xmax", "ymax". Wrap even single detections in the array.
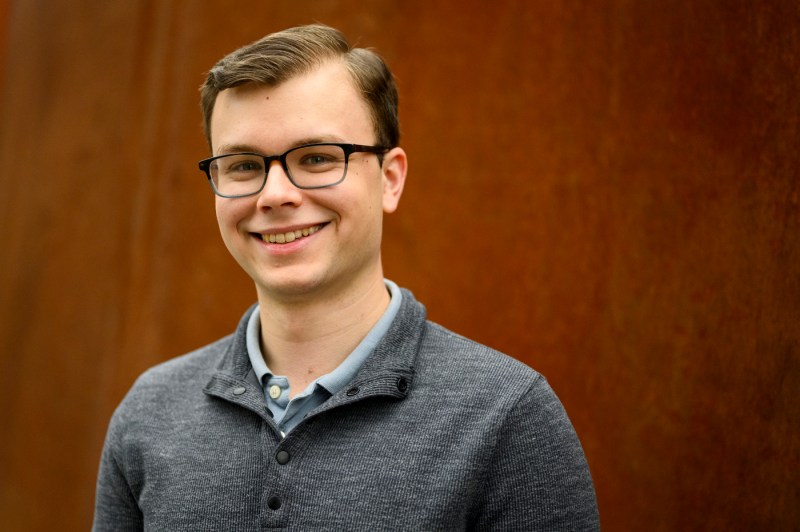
[{"xmin": 198, "ymin": 143, "xmax": 389, "ymax": 198}]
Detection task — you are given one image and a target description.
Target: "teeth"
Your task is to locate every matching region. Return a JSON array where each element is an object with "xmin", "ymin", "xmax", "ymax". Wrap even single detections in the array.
[{"xmin": 263, "ymin": 224, "xmax": 321, "ymax": 244}]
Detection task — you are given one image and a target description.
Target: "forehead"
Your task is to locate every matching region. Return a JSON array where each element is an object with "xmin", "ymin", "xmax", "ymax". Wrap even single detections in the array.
[{"xmin": 209, "ymin": 61, "xmax": 374, "ymax": 153}]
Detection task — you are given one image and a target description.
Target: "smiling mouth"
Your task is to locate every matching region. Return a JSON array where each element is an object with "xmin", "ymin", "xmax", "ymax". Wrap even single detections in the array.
[{"xmin": 260, "ymin": 224, "xmax": 324, "ymax": 244}]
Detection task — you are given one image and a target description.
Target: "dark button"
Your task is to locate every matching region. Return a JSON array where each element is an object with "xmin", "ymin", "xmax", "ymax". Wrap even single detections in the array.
[
  {"xmin": 232, "ymin": 386, "xmax": 246, "ymax": 395},
  {"xmin": 267, "ymin": 496, "xmax": 281, "ymax": 510},
  {"xmin": 276, "ymin": 450, "xmax": 290, "ymax": 465},
  {"xmin": 346, "ymin": 387, "xmax": 360, "ymax": 396},
  {"xmin": 397, "ymin": 377, "xmax": 408, "ymax": 392}
]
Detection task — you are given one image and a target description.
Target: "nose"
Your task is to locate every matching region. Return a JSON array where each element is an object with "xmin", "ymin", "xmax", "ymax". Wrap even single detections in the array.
[{"xmin": 255, "ymin": 160, "xmax": 303, "ymax": 209}]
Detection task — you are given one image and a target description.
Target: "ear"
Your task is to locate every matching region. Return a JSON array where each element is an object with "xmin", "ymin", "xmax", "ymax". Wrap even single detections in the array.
[{"xmin": 380, "ymin": 147, "xmax": 407, "ymax": 214}]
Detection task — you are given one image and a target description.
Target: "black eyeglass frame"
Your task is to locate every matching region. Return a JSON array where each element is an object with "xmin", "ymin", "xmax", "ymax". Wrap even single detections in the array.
[{"xmin": 198, "ymin": 142, "xmax": 390, "ymax": 198}]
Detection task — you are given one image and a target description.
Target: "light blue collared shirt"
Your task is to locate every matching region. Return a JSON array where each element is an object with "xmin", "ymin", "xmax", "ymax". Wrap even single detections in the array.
[{"xmin": 246, "ymin": 279, "xmax": 403, "ymax": 434}]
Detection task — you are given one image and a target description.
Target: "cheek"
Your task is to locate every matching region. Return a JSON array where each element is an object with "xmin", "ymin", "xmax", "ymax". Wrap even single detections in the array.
[
  {"xmin": 214, "ymin": 201, "xmax": 252, "ymax": 253},
  {"xmin": 214, "ymin": 201, "xmax": 249, "ymax": 258},
  {"xmin": 214, "ymin": 200, "xmax": 230, "ymax": 232},
  {"xmin": 215, "ymin": 198, "xmax": 246, "ymax": 229}
]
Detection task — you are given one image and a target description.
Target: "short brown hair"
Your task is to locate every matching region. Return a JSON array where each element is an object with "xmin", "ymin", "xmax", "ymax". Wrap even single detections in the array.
[{"xmin": 200, "ymin": 25, "xmax": 399, "ymax": 150}]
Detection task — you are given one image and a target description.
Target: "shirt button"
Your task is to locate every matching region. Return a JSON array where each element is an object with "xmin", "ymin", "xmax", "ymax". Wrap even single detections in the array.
[
  {"xmin": 269, "ymin": 385, "xmax": 282, "ymax": 399},
  {"xmin": 232, "ymin": 386, "xmax": 246, "ymax": 395},
  {"xmin": 267, "ymin": 496, "xmax": 282, "ymax": 510},
  {"xmin": 276, "ymin": 450, "xmax": 290, "ymax": 465}
]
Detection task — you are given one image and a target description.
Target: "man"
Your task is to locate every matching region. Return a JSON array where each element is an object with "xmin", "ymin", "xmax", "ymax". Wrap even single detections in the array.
[{"xmin": 93, "ymin": 24, "xmax": 599, "ymax": 530}]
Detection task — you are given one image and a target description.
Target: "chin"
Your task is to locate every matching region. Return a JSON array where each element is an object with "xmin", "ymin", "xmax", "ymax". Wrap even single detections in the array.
[{"xmin": 254, "ymin": 270, "xmax": 330, "ymax": 301}]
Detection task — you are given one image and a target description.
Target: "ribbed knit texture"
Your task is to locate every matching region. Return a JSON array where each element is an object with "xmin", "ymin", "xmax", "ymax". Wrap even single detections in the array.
[{"xmin": 93, "ymin": 289, "xmax": 599, "ymax": 531}]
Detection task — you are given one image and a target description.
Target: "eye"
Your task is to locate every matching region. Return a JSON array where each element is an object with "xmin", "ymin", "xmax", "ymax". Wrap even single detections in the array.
[
  {"xmin": 291, "ymin": 145, "xmax": 346, "ymax": 173},
  {"xmin": 234, "ymin": 162, "xmax": 260, "ymax": 172},
  {"xmin": 230, "ymin": 159, "xmax": 263, "ymax": 173},
  {"xmin": 219, "ymin": 155, "xmax": 264, "ymax": 175},
  {"xmin": 300, "ymin": 153, "xmax": 336, "ymax": 166}
]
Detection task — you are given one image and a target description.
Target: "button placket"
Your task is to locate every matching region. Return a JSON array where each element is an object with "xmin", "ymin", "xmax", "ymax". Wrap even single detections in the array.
[{"xmin": 266, "ymin": 446, "xmax": 291, "ymax": 518}]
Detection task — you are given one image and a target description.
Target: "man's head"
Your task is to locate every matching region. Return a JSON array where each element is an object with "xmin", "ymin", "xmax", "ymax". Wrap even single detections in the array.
[
  {"xmin": 202, "ymin": 25, "xmax": 407, "ymax": 303},
  {"xmin": 200, "ymin": 24, "xmax": 399, "ymax": 151}
]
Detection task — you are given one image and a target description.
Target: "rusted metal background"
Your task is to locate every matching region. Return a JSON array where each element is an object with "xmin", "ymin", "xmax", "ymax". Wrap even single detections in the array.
[{"xmin": 1, "ymin": 1, "xmax": 797, "ymax": 529}]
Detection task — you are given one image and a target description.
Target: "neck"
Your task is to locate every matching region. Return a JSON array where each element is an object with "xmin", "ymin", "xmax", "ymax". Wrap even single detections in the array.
[{"xmin": 256, "ymin": 275, "xmax": 390, "ymax": 394}]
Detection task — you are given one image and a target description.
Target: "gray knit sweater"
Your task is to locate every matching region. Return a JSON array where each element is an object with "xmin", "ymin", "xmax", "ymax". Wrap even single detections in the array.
[{"xmin": 93, "ymin": 289, "xmax": 599, "ymax": 530}]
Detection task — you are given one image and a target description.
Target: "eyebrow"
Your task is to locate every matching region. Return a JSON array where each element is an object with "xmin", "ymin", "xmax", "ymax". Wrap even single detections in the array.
[
  {"xmin": 215, "ymin": 135, "xmax": 348, "ymax": 157},
  {"xmin": 215, "ymin": 144, "xmax": 261, "ymax": 155}
]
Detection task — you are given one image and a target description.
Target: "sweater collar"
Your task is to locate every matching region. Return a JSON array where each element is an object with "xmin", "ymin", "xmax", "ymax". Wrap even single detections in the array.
[{"xmin": 204, "ymin": 287, "xmax": 426, "ymax": 410}]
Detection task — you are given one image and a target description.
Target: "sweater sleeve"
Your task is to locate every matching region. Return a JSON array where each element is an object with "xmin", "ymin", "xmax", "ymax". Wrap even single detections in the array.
[
  {"xmin": 92, "ymin": 415, "xmax": 143, "ymax": 532},
  {"xmin": 473, "ymin": 375, "xmax": 600, "ymax": 531}
]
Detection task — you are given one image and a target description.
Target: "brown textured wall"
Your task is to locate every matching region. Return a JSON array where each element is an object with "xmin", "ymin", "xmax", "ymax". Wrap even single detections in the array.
[{"xmin": 1, "ymin": 1, "xmax": 797, "ymax": 530}]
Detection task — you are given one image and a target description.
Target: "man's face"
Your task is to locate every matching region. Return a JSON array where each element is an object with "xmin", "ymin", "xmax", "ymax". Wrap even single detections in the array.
[{"xmin": 209, "ymin": 60, "xmax": 405, "ymax": 303}]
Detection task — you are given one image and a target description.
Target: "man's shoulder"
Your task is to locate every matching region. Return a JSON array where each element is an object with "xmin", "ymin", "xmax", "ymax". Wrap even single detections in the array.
[
  {"xmin": 416, "ymin": 319, "xmax": 542, "ymax": 394},
  {"xmin": 421, "ymin": 320, "xmax": 536, "ymax": 371},
  {"xmin": 135, "ymin": 334, "xmax": 234, "ymax": 387},
  {"xmin": 111, "ymin": 334, "xmax": 235, "ymax": 423},
  {"xmin": 388, "ymin": 288, "xmax": 540, "ymax": 390}
]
